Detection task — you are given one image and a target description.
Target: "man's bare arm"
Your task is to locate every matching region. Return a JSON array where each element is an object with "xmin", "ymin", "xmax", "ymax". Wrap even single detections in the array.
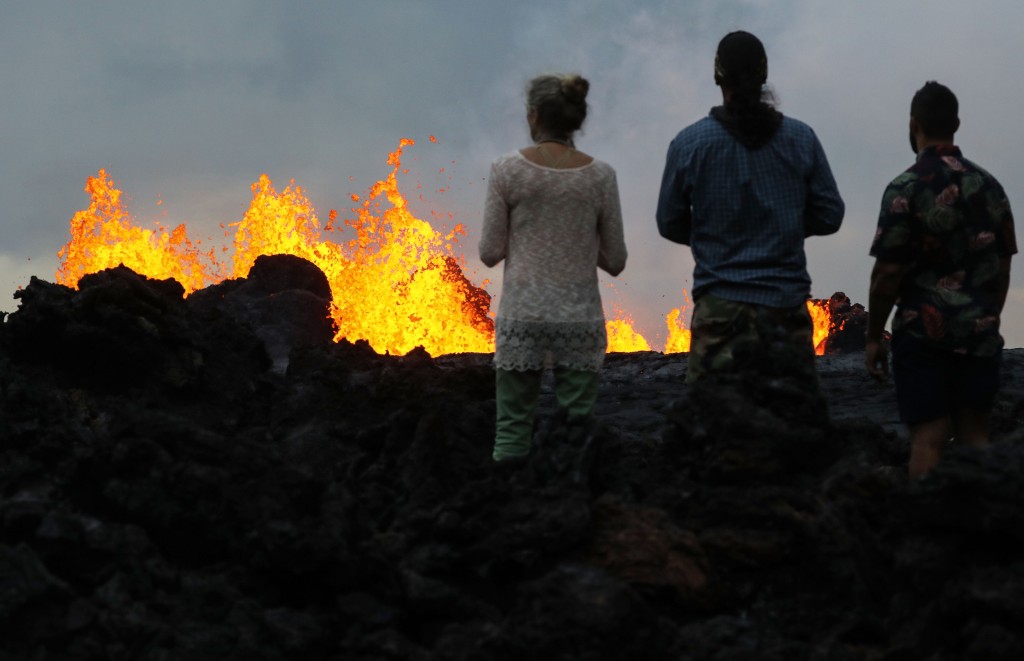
[
  {"xmin": 865, "ymin": 259, "xmax": 908, "ymax": 381},
  {"xmin": 996, "ymin": 256, "xmax": 1012, "ymax": 313}
]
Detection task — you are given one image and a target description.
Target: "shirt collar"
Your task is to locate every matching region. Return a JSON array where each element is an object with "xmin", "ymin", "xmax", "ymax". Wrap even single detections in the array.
[{"xmin": 917, "ymin": 144, "xmax": 962, "ymax": 162}]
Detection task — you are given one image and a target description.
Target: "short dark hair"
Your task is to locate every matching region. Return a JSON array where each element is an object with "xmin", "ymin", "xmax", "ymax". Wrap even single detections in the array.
[{"xmin": 911, "ymin": 81, "xmax": 959, "ymax": 138}]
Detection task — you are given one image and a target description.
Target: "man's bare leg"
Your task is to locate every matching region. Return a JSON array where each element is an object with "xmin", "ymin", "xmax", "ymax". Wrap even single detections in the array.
[
  {"xmin": 951, "ymin": 407, "xmax": 991, "ymax": 448},
  {"xmin": 908, "ymin": 417, "xmax": 951, "ymax": 479}
]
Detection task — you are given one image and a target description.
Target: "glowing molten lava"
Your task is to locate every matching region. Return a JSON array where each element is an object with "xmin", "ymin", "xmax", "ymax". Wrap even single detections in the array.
[
  {"xmin": 606, "ymin": 306, "xmax": 652, "ymax": 352},
  {"xmin": 228, "ymin": 139, "xmax": 494, "ymax": 356},
  {"xmin": 664, "ymin": 290, "xmax": 693, "ymax": 354},
  {"xmin": 56, "ymin": 170, "xmax": 226, "ymax": 294},
  {"xmin": 807, "ymin": 299, "xmax": 832, "ymax": 356},
  {"xmin": 57, "ymin": 140, "xmax": 494, "ymax": 356}
]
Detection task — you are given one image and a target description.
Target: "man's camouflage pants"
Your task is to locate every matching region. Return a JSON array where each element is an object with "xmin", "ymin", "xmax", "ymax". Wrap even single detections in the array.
[{"xmin": 686, "ymin": 293, "xmax": 816, "ymax": 384}]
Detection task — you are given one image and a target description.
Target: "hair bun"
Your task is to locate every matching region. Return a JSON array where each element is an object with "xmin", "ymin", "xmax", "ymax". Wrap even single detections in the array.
[
  {"xmin": 526, "ymin": 73, "xmax": 589, "ymax": 135},
  {"xmin": 561, "ymin": 75, "xmax": 590, "ymax": 104}
]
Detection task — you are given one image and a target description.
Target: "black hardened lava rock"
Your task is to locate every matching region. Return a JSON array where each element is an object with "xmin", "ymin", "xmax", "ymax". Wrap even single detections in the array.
[{"xmin": 1, "ymin": 265, "xmax": 1023, "ymax": 660}]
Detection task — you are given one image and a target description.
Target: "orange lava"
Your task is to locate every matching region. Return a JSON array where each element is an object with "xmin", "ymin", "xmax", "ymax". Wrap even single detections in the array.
[
  {"xmin": 606, "ymin": 308, "xmax": 652, "ymax": 353},
  {"xmin": 57, "ymin": 140, "xmax": 494, "ymax": 356},
  {"xmin": 664, "ymin": 290, "xmax": 693, "ymax": 354},
  {"xmin": 807, "ymin": 299, "xmax": 832, "ymax": 356},
  {"xmin": 56, "ymin": 169, "xmax": 226, "ymax": 294}
]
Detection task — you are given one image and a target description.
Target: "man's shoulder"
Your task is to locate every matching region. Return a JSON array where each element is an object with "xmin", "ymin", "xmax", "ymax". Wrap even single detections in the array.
[
  {"xmin": 885, "ymin": 165, "xmax": 920, "ymax": 190},
  {"xmin": 670, "ymin": 113, "xmax": 824, "ymax": 152},
  {"xmin": 778, "ymin": 115, "xmax": 811, "ymax": 130},
  {"xmin": 958, "ymin": 154, "xmax": 1007, "ymax": 191},
  {"xmin": 775, "ymin": 115, "xmax": 821, "ymax": 142},
  {"xmin": 887, "ymin": 148, "xmax": 1004, "ymax": 191},
  {"xmin": 672, "ymin": 115, "xmax": 723, "ymax": 144}
]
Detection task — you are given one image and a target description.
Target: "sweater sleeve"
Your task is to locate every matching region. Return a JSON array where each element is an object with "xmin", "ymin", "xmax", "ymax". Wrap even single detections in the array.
[
  {"xmin": 597, "ymin": 168, "xmax": 628, "ymax": 276},
  {"xmin": 479, "ymin": 161, "xmax": 508, "ymax": 267}
]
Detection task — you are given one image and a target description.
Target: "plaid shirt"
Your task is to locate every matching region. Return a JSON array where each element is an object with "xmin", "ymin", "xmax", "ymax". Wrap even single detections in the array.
[{"xmin": 656, "ymin": 114, "xmax": 844, "ymax": 307}]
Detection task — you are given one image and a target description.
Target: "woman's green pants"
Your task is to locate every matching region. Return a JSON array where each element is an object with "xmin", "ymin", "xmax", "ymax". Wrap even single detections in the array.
[{"xmin": 492, "ymin": 367, "xmax": 600, "ymax": 461}]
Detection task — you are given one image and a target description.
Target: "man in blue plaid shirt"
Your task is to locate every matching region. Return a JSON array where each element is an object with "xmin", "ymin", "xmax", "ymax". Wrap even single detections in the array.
[{"xmin": 656, "ymin": 31, "xmax": 844, "ymax": 383}]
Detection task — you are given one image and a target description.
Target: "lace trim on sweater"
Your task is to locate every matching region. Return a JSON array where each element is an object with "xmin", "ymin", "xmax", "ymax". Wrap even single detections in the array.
[{"xmin": 494, "ymin": 318, "xmax": 607, "ymax": 372}]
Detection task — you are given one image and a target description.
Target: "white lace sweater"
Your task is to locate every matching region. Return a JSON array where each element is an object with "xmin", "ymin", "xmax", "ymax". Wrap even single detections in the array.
[{"xmin": 479, "ymin": 151, "xmax": 627, "ymax": 371}]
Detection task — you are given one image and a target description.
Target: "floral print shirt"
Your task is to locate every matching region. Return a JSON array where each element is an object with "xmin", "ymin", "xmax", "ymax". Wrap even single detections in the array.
[{"xmin": 871, "ymin": 145, "xmax": 1017, "ymax": 356}]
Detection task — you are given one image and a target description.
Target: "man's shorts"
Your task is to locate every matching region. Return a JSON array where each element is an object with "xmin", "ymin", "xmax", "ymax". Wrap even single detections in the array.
[
  {"xmin": 890, "ymin": 332, "xmax": 1002, "ymax": 425},
  {"xmin": 686, "ymin": 294, "xmax": 815, "ymax": 383}
]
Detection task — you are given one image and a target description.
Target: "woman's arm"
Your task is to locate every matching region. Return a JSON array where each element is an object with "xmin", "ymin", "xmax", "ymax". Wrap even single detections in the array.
[
  {"xmin": 598, "ymin": 169, "xmax": 627, "ymax": 276},
  {"xmin": 479, "ymin": 162, "xmax": 508, "ymax": 267}
]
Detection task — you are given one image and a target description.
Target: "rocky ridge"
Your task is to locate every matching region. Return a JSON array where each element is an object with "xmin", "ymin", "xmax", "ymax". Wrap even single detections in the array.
[{"xmin": 1, "ymin": 256, "xmax": 1023, "ymax": 660}]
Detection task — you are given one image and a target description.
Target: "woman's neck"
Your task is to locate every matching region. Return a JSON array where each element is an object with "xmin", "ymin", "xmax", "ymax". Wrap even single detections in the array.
[{"xmin": 534, "ymin": 135, "xmax": 575, "ymax": 148}]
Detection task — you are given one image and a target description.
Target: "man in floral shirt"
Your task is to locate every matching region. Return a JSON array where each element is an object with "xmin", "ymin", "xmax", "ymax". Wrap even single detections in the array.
[{"xmin": 867, "ymin": 81, "xmax": 1016, "ymax": 479}]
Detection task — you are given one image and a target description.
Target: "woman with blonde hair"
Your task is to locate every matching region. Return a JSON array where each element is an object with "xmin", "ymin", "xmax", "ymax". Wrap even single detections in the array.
[{"xmin": 479, "ymin": 73, "xmax": 628, "ymax": 462}]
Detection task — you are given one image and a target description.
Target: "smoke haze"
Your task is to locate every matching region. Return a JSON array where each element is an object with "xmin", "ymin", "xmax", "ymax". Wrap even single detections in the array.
[{"xmin": 3, "ymin": 0, "xmax": 1023, "ymax": 347}]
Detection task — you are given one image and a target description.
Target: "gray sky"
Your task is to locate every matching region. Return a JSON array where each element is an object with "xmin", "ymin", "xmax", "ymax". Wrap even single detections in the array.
[{"xmin": 3, "ymin": 0, "xmax": 1024, "ymax": 349}]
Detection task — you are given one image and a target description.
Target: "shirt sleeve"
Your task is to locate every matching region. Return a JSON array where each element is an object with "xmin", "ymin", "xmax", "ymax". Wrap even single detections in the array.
[
  {"xmin": 870, "ymin": 175, "xmax": 917, "ymax": 263},
  {"xmin": 597, "ymin": 168, "xmax": 627, "ymax": 276},
  {"xmin": 655, "ymin": 139, "xmax": 693, "ymax": 245},
  {"xmin": 479, "ymin": 161, "xmax": 508, "ymax": 267},
  {"xmin": 991, "ymin": 184, "xmax": 1018, "ymax": 257},
  {"xmin": 803, "ymin": 134, "xmax": 845, "ymax": 237}
]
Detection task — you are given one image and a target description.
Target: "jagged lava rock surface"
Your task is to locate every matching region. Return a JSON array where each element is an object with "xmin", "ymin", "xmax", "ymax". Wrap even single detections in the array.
[{"xmin": 1, "ymin": 257, "xmax": 1024, "ymax": 660}]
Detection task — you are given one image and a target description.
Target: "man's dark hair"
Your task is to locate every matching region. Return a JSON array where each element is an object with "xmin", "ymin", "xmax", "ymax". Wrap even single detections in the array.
[
  {"xmin": 911, "ymin": 81, "xmax": 959, "ymax": 138},
  {"xmin": 712, "ymin": 31, "xmax": 782, "ymax": 149}
]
